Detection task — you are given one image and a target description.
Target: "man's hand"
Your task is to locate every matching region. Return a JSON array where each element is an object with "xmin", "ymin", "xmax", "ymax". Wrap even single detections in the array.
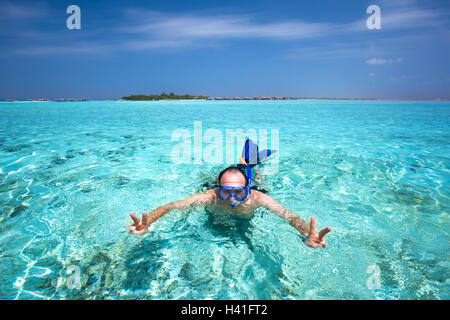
[
  {"xmin": 129, "ymin": 211, "xmax": 150, "ymax": 235},
  {"xmin": 304, "ymin": 216, "xmax": 331, "ymax": 248}
]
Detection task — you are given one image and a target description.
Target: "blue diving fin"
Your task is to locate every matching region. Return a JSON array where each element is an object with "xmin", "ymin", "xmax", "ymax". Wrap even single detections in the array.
[{"xmin": 241, "ymin": 139, "xmax": 276, "ymax": 167}]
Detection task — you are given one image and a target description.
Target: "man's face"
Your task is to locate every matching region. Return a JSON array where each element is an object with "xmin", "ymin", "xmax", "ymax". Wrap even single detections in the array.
[{"xmin": 219, "ymin": 171, "xmax": 247, "ymax": 203}]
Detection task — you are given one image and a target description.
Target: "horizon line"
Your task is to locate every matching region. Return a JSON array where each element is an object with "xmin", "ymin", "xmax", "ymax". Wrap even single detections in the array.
[{"xmin": 2, "ymin": 97, "xmax": 450, "ymax": 102}]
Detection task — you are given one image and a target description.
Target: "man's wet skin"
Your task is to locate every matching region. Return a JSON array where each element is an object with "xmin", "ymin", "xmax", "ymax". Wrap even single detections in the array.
[{"xmin": 129, "ymin": 167, "xmax": 331, "ymax": 248}]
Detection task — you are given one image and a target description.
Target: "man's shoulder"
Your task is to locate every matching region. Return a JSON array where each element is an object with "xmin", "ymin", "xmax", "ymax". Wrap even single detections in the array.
[
  {"xmin": 251, "ymin": 189, "xmax": 271, "ymax": 202},
  {"xmin": 197, "ymin": 189, "xmax": 217, "ymax": 201},
  {"xmin": 204, "ymin": 189, "xmax": 217, "ymax": 196}
]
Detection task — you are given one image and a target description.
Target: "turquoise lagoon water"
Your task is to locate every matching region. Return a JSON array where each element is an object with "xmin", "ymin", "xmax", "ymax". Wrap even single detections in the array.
[{"xmin": 0, "ymin": 100, "xmax": 448, "ymax": 300}]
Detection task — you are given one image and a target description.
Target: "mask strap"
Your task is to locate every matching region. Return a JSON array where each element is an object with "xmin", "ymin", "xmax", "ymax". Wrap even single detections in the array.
[{"xmin": 238, "ymin": 156, "xmax": 252, "ymax": 195}]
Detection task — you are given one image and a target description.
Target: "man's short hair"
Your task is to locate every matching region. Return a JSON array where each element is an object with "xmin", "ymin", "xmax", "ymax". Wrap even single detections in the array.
[{"xmin": 218, "ymin": 166, "xmax": 248, "ymax": 186}]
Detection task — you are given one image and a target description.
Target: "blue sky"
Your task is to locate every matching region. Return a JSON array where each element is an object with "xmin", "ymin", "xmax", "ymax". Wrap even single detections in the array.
[{"xmin": 0, "ymin": 0, "xmax": 449, "ymax": 100}]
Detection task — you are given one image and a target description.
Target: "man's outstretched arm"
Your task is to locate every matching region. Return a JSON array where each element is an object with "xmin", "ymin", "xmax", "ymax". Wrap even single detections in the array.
[
  {"xmin": 129, "ymin": 190, "xmax": 215, "ymax": 235},
  {"xmin": 255, "ymin": 191, "xmax": 331, "ymax": 247}
]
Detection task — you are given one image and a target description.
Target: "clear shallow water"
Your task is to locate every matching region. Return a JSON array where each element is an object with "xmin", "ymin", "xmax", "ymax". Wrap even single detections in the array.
[{"xmin": 0, "ymin": 100, "xmax": 448, "ymax": 300}]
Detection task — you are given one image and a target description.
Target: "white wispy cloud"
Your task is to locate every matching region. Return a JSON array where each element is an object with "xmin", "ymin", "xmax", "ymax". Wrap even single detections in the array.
[
  {"xmin": 0, "ymin": 1, "xmax": 49, "ymax": 20},
  {"xmin": 2, "ymin": 0, "xmax": 449, "ymax": 56},
  {"xmin": 120, "ymin": 11, "xmax": 336, "ymax": 40},
  {"xmin": 5, "ymin": 10, "xmax": 340, "ymax": 56},
  {"xmin": 389, "ymin": 74, "xmax": 420, "ymax": 81},
  {"xmin": 366, "ymin": 57, "xmax": 404, "ymax": 65},
  {"xmin": 381, "ymin": 8, "xmax": 447, "ymax": 30}
]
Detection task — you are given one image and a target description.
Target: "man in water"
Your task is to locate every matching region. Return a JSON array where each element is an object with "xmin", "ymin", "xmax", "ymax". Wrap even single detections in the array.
[{"xmin": 129, "ymin": 166, "xmax": 331, "ymax": 248}]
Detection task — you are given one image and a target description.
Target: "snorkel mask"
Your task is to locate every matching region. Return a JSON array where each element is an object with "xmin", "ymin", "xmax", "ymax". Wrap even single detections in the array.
[
  {"xmin": 218, "ymin": 157, "xmax": 252, "ymax": 207},
  {"xmin": 218, "ymin": 185, "xmax": 248, "ymax": 207}
]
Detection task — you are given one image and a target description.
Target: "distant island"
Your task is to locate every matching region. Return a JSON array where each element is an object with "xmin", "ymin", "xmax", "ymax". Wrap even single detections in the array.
[
  {"xmin": 122, "ymin": 92, "xmax": 209, "ymax": 100},
  {"xmin": 9, "ymin": 95, "xmax": 445, "ymax": 102}
]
